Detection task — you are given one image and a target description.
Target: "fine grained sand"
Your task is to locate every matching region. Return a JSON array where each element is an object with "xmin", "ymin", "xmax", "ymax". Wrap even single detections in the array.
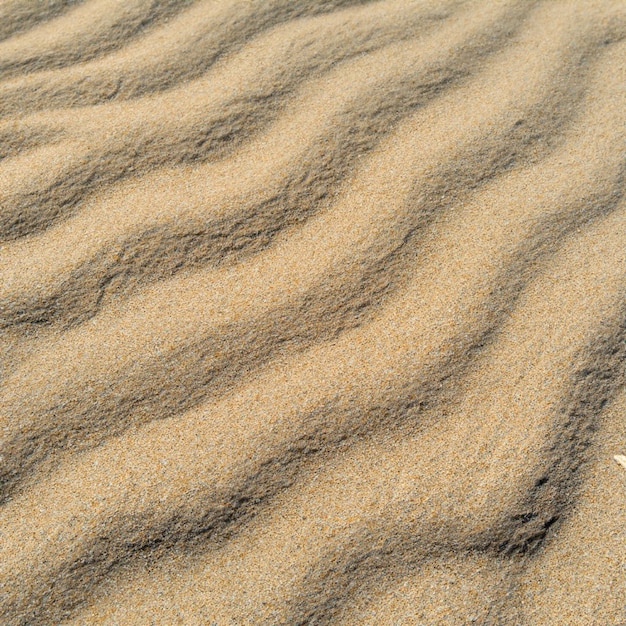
[{"xmin": 0, "ymin": 0, "xmax": 625, "ymax": 624}]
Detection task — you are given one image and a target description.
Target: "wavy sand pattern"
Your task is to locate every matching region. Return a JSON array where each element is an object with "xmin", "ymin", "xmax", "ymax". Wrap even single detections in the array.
[{"xmin": 0, "ymin": 1, "xmax": 625, "ymax": 624}]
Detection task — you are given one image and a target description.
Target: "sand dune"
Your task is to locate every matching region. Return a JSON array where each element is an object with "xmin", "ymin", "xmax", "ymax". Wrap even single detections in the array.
[{"xmin": 0, "ymin": 1, "xmax": 624, "ymax": 624}]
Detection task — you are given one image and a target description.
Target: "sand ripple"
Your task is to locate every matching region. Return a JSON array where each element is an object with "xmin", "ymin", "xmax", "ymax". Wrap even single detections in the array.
[{"xmin": 0, "ymin": 1, "xmax": 625, "ymax": 624}]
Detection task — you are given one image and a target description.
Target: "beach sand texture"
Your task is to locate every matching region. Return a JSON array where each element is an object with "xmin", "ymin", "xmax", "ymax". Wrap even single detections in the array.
[{"xmin": 0, "ymin": 0, "xmax": 625, "ymax": 624}]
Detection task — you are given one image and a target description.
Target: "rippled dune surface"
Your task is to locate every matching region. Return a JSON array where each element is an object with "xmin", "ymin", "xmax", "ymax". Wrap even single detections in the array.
[{"xmin": 1, "ymin": 0, "xmax": 625, "ymax": 624}]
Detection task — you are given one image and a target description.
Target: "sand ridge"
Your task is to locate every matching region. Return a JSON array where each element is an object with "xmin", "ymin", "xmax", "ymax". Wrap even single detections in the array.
[{"xmin": 0, "ymin": 0, "xmax": 625, "ymax": 624}]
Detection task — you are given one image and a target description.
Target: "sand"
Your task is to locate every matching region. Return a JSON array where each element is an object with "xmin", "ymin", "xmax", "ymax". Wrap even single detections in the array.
[{"xmin": 0, "ymin": 0, "xmax": 625, "ymax": 624}]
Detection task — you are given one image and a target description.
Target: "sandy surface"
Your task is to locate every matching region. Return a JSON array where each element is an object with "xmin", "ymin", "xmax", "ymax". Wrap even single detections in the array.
[{"xmin": 0, "ymin": 0, "xmax": 625, "ymax": 624}]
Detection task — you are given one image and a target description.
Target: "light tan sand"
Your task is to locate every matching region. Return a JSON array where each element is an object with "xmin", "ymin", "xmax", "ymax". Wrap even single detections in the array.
[{"xmin": 0, "ymin": 1, "xmax": 625, "ymax": 624}]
